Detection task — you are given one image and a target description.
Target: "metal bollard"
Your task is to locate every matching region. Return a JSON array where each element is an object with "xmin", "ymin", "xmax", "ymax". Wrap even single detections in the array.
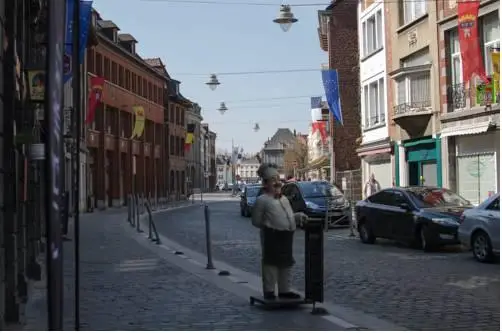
[
  {"xmin": 136, "ymin": 195, "xmax": 142, "ymax": 232},
  {"xmin": 131, "ymin": 195, "xmax": 136, "ymax": 227},
  {"xmin": 204, "ymin": 204, "xmax": 215, "ymax": 269},
  {"xmin": 349, "ymin": 202, "xmax": 356, "ymax": 237}
]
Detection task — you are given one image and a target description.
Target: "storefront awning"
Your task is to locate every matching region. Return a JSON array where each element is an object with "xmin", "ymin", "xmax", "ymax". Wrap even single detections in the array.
[
  {"xmin": 441, "ymin": 121, "xmax": 493, "ymax": 138},
  {"xmin": 298, "ymin": 156, "xmax": 329, "ymax": 172}
]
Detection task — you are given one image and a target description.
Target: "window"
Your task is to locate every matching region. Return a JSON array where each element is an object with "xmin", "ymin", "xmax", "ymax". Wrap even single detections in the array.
[
  {"xmin": 361, "ymin": 10, "xmax": 383, "ymax": 57},
  {"xmin": 125, "ymin": 69, "xmax": 130, "ymax": 90},
  {"xmin": 103, "ymin": 57, "xmax": 110, "ymax": 80},
  {"xmin": 131, "ymin": 73, "xmax": 136, "ymax": 93},
  {"xmin": 111, "ymin": 61, "xmax": 117, "ymax": 84},
  {"xmin": 449, "ymin": 29, "xmax": 462, "ymax": 85},
  {"xmin": 487, "ymin": 197, "xmax": 500, "ymax": 211},
  {"xmin": 402, "ymin": 0, "xmax": 426, "ymax": 25},
  {"xmin": 482, "ymin": 13, "xmax": 500, "ymax": 77},
  {"xmin": 363, "ymin": 78, "xmax": 385, "ymax": 128},
  {"xmin": 368, "ymin": 190, "xmax": 393, "ymax": 205},
  {"xmin": 95, "ymin": 53, "xmax": 103, "ymax": 77},
  {"xmin": 118, "ymin": 66, "xmax": 124, "ymax": 87},
  {"xmin": 394, "ymin": 50, "xmax": 432, "ymax": 109},
  {"xmin": 87, "ymin": 49, "xmax": 95, "ymax": 74}
]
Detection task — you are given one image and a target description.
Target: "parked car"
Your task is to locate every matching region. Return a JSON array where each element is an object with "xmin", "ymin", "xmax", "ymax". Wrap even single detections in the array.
[
  {"xmin": 240, "ymin": 185, "xmax": 261, "ymax": 217},
  {"xmin": 458, "ymin": 193, "xmax": 500, "ymax": 263},
  {"xmin": 356, "ymin": 186, "xmax": 472, "ymax": 251},
  {"xmin": 282, "ymin": 181, "xmax": 351, "ymax": 228}
]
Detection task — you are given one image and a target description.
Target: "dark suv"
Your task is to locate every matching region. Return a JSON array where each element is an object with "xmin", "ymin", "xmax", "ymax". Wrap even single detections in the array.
[
  {"xmin": 281, "ymin": 181, "xmax": 351, "ymax": 228},
  {"xmin": 240, "ymin": 185, "xmax": 262, "ymax": 217}
]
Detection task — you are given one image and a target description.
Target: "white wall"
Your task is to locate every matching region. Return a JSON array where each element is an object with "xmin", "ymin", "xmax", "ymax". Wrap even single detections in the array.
[{"xmin": 358, "ymin": 0, "xmax": 389, "ymax": 145}]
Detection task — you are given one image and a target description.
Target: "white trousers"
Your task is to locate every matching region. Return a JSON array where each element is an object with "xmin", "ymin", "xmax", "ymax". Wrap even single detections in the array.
[{"xmin": 262, "ymin": 263, "xmax": 291, "ymax": 294}]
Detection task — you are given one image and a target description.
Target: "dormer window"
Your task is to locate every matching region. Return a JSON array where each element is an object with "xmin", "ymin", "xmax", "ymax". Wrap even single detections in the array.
[
  {"xmin": 130, "ymin": 43, "xmax": 135, "ymax": 54},
  {"xmin": 112, "ymin": 30, "xmax": 117, "ymax": 42},
  {"xmin": 175, "ymin": 83, "xmax": 179, "ymax": 95}
]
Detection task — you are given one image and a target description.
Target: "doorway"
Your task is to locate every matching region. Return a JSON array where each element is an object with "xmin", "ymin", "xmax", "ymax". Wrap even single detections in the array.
[{"xmin": 408, "ymin": 160, "xmax": 438, "ymax": 186}]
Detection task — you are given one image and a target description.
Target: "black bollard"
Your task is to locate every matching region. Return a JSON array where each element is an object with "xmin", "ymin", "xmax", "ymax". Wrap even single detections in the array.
[{"xmin": 204, "ymin": 204, "xmax": 215, "ymax": 269}]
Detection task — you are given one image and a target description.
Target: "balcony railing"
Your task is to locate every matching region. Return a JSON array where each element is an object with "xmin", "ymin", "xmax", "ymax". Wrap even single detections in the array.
[
  {"xmin": 447, "ymin": 78, "xmax": 500, "ymax": 112},
  {"xmin": 393, "ymin": 100, "xmax": 432, "ymax": 116}
]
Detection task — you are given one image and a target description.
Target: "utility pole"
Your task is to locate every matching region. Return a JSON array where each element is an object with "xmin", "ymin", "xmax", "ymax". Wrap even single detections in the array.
[
  {"xmin": 71, "ymin": 0, "xmax": 81, "ymax": 329},
  {"xmin": 45, "ymin": 0, "xmax": 66, "ymax": 329}
]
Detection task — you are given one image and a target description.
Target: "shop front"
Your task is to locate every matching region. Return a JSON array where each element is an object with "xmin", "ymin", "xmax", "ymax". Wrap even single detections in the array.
[
  {"xmin": 443, "ymin": 129, "xmax": 500, "ymax": 205},
  {"xmin": 395, "ymin": 136, "xmax": 442, "ymax": 188},
  {"xmin": 357, "ymin": 138, "xmax": 393, "ymax": 192}
]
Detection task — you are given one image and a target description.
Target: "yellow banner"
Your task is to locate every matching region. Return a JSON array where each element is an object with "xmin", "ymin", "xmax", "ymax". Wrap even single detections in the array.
[
  {"xmin": 185, "ymin": 132, "xmax": 194, "ymax": 145},
  {"xmin": 491, "ymin": 50, "xmax": 500, "ymax": 83},
  {"xmin": 131, "ymin": 105, "xmax": 145, "ymax": 139}
]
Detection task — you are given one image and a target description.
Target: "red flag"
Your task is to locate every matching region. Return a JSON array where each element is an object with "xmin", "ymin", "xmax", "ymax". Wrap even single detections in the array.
[
  {"xmin": 458, "ymin": 0, "xmax": 488, "ymax": 83},
  {"xmin": 312, "ymin": 122, "xmax": 327, "ymax": 144},
  {"xmin": 86, "ymin": 76, "xmax": 105, "ymax": 124}
]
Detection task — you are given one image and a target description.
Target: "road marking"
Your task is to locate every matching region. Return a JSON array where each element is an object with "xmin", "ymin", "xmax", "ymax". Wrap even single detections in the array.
[
  {"xmin": 446, "ymin": 276, "xmax": 500, "ymax": 289},
  {"xmin": 115, "ymin": 259, "xmax": 159, "ymax": 272},
  {"xmin": 323, "ymin": 315, "xmax": 359, "ymax": 329}
]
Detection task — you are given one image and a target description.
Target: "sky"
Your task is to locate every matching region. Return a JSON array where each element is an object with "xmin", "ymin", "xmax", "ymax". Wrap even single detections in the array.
[{"xmin": 92, "ymin": 0, "xmax": 328, "ymax": 154}]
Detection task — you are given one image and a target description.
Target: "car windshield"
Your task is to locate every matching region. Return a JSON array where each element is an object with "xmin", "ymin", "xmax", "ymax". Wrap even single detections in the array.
[
  {"xmin": 407, "ymin": 188, "xmax": 471, "ymax": 208},
  {"xmin": 246, "ymin": 186, "xmax": 261, "ymax": 197},
  {"xmin": 298, "ymin": 182, "xmax": 343, "ymax": 198}
]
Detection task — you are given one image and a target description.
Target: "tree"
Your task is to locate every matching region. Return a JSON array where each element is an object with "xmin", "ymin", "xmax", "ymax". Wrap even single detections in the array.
[{"xmin": 283, "ymin": 138, "xmax": 308, "ymax": 178}]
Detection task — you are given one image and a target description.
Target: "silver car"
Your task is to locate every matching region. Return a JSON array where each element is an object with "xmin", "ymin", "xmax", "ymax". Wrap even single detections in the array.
[{"xmin": 458, "ymin": 194, "xmax": 500, "ymax": 263}]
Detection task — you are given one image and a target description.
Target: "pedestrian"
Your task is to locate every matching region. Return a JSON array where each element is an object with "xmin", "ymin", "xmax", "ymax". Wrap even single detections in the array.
[
  {"xmin": 252, "ymin": 163, "xmax": 308, "ymax": 301},
  {"xmin": 364, "ymin": 173, "xmax": 381, "ymax": 198}
]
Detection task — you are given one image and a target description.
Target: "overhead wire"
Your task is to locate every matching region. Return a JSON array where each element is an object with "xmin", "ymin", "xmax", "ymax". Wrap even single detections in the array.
[{"xmin": 142, "ymin": 0, "xmax": 463, "ymax": 5}]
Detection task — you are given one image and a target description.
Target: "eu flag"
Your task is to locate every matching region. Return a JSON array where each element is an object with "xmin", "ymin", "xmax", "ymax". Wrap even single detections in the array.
[{"xmin": 321, "ymin": 69, "xmax": 343, "ymax": 125}]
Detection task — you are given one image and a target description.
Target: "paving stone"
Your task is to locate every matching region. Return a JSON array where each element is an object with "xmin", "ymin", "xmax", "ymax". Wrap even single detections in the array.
[{"xmin": 155, "ymin": 201, "xmax": 500, "ymax": 331}]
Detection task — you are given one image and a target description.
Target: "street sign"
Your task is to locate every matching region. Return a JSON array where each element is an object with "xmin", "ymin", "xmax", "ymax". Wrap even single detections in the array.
[{"xmin": 63, "ymin": 53, "xmax": 72, "ymax": 76}]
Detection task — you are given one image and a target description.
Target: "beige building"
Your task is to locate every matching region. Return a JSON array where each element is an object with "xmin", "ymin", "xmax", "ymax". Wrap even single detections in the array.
[{"xmin": 386, "ymin": 0, "xmax": 443, "ymax": 188}]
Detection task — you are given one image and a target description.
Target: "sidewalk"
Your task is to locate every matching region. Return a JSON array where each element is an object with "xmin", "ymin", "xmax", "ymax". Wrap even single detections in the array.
[{"xmin": 22, "ymin": 206, "xmax": 341, "ymax": 330}]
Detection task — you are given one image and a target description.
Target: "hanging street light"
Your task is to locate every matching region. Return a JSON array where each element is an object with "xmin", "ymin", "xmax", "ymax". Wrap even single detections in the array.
[
  {"xmin": 273, "ymin": 5, "xmax": 298, "ymax": 32},
  {"xmin": 253, "ymin": 123, "xmax": 260, "ymax": 132},
  {"xmin": 206, "ymin": 73, "xmax": 220, "ymax": 91},
  {"xmin": 218, "ymin": 102, "xmax": 228, "ymax": 114}
]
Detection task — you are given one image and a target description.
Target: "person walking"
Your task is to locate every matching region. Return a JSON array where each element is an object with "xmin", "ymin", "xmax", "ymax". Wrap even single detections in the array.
[
  {"xmin": 364, "ymin": 173, "xmax": 381, "ymax": 198},
  {"xmin": 252, "ymin": 164, "xmax": 308, "ymax": 301}
]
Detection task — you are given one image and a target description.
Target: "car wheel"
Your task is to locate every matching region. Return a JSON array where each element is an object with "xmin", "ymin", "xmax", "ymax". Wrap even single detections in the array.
[
  {"xmin": 240, "ymin": 207, "xmax": 245, "ymax": 217},
  {"xmin": 358, "ymin": 221, "xmax": 375, "ymax": 244},
  {"xmin": 418, "ymin": 226, "xmax": 434, "ymax": 252},
  {"xmin": 471, "ymin": 230, "xmax": 494, "ymax": 263}
]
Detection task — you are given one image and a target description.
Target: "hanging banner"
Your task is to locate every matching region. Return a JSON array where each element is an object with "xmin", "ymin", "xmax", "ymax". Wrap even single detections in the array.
[
  {"xmin": 310, "ymin": 96, "xmax": 327, "ymax": 144},
  {"xmin": 457, "ymin": 0, "xmax": 487, "ymax": 83},
  {"xmin": 321, "ymin": 69, "xmax": 343, "ymax": 125},
  {"xmin": 85, "ymin": 76, "xmax": 104, "ymax": 124},
  {"xmin": 131, "ymin": 105, "xmax": 145, "ymax": 139},
  {"xmin": 28, "ymin": 70, "xmax": 46, "ymax": 101},
  {"xmin": 184, "ymin": 123, "xmax": 195, "ymax": 151},
  {"xmin": 64, "ymin": 0, "xmax": 93, "ymax": 84}
]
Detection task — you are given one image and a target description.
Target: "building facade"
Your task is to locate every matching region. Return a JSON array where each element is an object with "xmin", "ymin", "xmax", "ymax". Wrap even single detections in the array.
[
  {"xmin": 318, "ymin": 1, "xmax": 361, "ymax": 173},
  {"xmin": 216, "ymin": 155, "xmax": 232, "ymax": 186},
  {"xmin": 236, "ymin": 157, "xmax": 260, "ymax": 183},
  {"xmin": 356, "ymin": 0, "xmax": 394, "ymax": 192},
  {"xmin": 208, "ymin": 130, "xmax": 217, "ymax": 190},
  {"xmin": 437, "ymin": 0, "xmax": 500, "ymax": 205},
  {"xmin": 184, "ymin": 103, "xmax": 203, "ymax": 192},
  {"xmin": 386, "ymin": 0, "xmax": 442, "ymax": 188},
  {"xmin": 306, "ymin": 123, "xmax": 330, "ymax": 180},
  {"xmin": 261, "ymin": 128, "xmax": 298, "ymax": 176}
]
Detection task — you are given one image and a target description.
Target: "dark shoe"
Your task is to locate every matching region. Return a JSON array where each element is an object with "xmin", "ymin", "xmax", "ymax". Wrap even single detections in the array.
[
  {"xmin": 263, "ymin": 292, "xmax": 276, "ymax": 300},
  {"xmin": 278, "ymin": 291, "xmax": 301, "ymax": 299}
]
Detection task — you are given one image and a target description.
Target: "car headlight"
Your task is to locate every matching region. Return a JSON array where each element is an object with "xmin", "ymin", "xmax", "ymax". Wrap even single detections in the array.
[
  {"xmin": 432, "ymin": 218, "xmax": 459, "ymax": 226},
  {"xmin": 306, "ymin": 201, "xmax": 320, "ymax": 210}
]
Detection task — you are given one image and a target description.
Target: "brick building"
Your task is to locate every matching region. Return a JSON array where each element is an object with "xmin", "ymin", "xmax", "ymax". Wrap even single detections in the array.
[
  {"xmin": 86, "ymin": 10, "xmax": 187, "ymax": 207},
  {"xmin": 437, "ymin": 0, "xmax": 500, "ymax": 204},
  {"xmin": 317, "ymin": 0, "xmax": 362, "ymax": 199},
  {"xmin": 208, "ymin": 130, "xmax": 217, "ymax": 189}
]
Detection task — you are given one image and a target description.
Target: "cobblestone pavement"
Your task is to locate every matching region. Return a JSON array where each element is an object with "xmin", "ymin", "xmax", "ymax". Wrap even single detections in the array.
[
  {"xmin": 154, "ymin": 201, "xmax": 500, "ymax": 331},
  {"xmin": 23, "ymin": 207, "xmax": 342, "ymax": 330}
]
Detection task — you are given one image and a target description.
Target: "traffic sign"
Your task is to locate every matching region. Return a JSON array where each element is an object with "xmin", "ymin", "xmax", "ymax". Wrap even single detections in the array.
[{"xmin": 63, "ymin": 53, "xmax": 72, "ymax": 76}]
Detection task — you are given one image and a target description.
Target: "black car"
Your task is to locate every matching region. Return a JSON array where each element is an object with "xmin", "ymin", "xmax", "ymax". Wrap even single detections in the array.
[
  {"xmin": 282, "ymin": 181, "xmax": 351, "ymax": 228},
  {"xmin": 355, "ymin": 186, "xmax": 472, "ymax": 251},
  {"xmin": 240, "ymin": 185, "xmax": 261, "ymax": 217}
]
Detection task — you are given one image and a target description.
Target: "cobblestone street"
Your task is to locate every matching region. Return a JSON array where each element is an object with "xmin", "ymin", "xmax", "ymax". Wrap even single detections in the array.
[
  {"xmin": 23, "ymin": 206, "xmax": 343, "ymax": 330},
  {"xmin": 154, "ymin": 197, "xmax": 500, "ymax": 331}
]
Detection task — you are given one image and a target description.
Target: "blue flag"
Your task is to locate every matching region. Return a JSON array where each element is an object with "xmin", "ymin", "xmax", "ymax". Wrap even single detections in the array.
[
  {"xmin": 310, "ymin": 96, "xmax": 322, "ymax": 109},
  {"xmin": 321, "ymin": 69, "xmax": 343, "ymax": 125},
  {"xmin": 64, "ymin": 0, "xmax": 93, "ymax": 84}
]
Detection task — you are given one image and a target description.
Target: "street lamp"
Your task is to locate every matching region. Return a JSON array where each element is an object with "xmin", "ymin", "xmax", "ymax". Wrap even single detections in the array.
[
  {"xmin": 206, "ymin": 73, "xmax": 220, "ymax": 91},
  {"xmin": 273, "ymin": 5, "xmax": 298, "ymax": 32},
  {"xmin": 218, "ymin": 102, "xmax": 228, "ymax": 114}
]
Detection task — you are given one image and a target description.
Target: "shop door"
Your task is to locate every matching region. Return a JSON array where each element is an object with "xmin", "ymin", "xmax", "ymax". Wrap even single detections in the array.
[
  {"xmin": 457, "ymin": 154, "xmax": 496, "ymax": 205},
  {"xmin": 408, "ymin": 161, "xmax": 437, "ymax": 186}
]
